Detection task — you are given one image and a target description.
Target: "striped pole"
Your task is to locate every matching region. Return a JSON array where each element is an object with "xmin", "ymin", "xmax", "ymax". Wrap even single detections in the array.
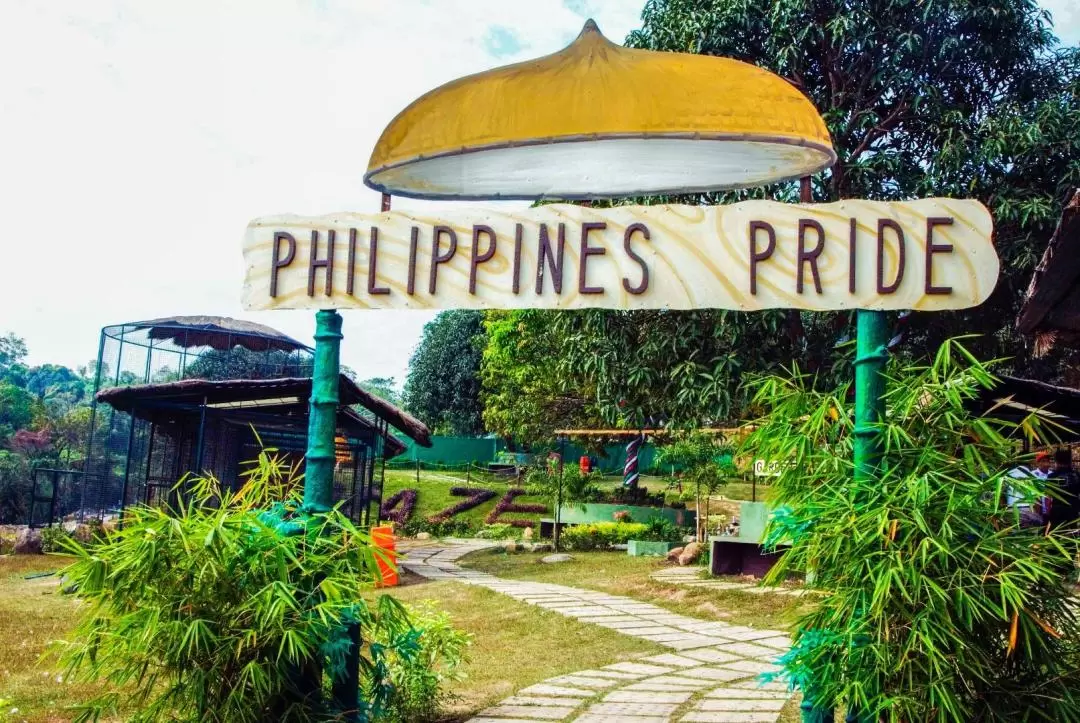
[{"xmin": 623, "ymin": 432, "xmax": 644, "ymax": 489}]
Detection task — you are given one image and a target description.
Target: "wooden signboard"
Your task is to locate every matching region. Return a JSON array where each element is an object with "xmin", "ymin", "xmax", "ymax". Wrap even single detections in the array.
[{"xmin": 242, "ymin": 199, "xmax": 996, "ymax": 312}]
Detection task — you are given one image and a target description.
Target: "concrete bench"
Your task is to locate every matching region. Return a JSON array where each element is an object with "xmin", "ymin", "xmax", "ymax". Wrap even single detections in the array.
[{"xmin": 708, "ymin": 502, "xmax": 785, "ymax": 577}]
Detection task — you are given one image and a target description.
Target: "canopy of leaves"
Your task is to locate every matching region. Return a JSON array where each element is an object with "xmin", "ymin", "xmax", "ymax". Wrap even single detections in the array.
[
  {"xmin": 356, "ymin": 376, "xmax": 402, "ymax": 407},
  {"xmin": 481, "ymin": 310, "xmax": 608, "ymax": 444},
  {"xmin": 739, "ymin": 340, "xmax": 1080, "ymax": 720},
  {"xmin": 0, "ymin": 382, "xmax": 40, "ymax": 441},
  {"xmin": 482, "ymin": 0, "xmax": 1080, "ymax": 437},
  {"xmin": 403, "ymin": 311, "xmax": 486, "ymax": 436}
]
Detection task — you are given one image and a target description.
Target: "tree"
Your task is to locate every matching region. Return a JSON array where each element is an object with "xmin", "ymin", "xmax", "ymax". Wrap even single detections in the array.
[
  {"xmin": 23, "ymin": 363, "xmax": 94, "ymax": 414},
  {"xmin": 52, "ymin": 406, "xmax": 93, "ymax": 466},
  {"xmin": 0, "ymin": 332, "xmax": 28, "ymax": 387},
  {"xmin": 481, "ymin": 310, "xmax": 607, "ymax": 445},
  {"xmin": 491, "ymin": 1, "xmax": 1080, "ymax": 433},
  {"xmin": 357, "ymin": 377, "xmax": 402, "ymax": 407},
  {"xmin": 0, "ymin": 382, "xmax": 38, "ymax": 442},
  {"xmin": 655, "ymin": 433, "xmax": 733, "ymax": 542},
  {"xmin": 403, "ymin": 311, "xmax": 486, "ymax": 436}
]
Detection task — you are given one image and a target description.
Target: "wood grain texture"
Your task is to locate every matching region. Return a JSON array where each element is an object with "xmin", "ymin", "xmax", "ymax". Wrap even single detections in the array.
[{"xmin": 242, "ymin": 199, "xmax": 996, "ymax": 312}]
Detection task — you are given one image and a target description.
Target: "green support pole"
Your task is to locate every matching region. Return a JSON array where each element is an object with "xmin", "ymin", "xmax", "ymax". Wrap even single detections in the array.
[
  {"xmin": 304, "ymin": 309, "xmax": 343, "ymax": 513},
  {"xmin": 854, "ymin": 310, "xmax": 889, "ymax": 481},
  {"xmin": 802, "ymin": 310, "xmax": 887, "ymax": 723}
]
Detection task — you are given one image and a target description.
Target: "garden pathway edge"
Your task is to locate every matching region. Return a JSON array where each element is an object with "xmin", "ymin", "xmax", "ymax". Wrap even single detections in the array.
[{"xmin": 399, "ymin": 539, "xmax": 795, "ymax": 723}]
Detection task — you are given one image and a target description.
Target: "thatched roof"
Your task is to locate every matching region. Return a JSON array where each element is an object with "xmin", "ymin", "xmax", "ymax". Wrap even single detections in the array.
[
  {"xmin": 1016, "ymin": 190, "xmax": 1080, "ymax": 354},
  {"xmin": 126, "ymin": 316, "xmax": 309, "ymax": 353},
  {"xmin": 976, "ymin": 374, "xmax": 1080, "ymax": 441},
  {"xmin": 97, "ymin": 375, "xmax": 432, "ymax": 449}
]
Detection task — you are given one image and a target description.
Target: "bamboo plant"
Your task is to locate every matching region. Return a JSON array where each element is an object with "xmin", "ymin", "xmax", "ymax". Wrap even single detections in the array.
[
  {"xmin": 740, "ymin": 339, "xmax": 1080, "ymax": 721},
  {"xmin": 55, "ymin": 447, "xmax": 431, "ymax": 723}
]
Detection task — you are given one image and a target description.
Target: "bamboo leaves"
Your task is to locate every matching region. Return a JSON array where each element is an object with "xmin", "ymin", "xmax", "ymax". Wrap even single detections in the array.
[
  {"xmin": 53, "ymin": 450, "xmax": 447, "ymax": 723},
  {"xmin": 740, "ymin": 338, "xmax": 1080, "ymax": 721}
]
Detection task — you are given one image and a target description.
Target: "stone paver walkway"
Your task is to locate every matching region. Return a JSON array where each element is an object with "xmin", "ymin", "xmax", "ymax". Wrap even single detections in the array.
[
  {"xmin": 650, "ymin": 566, "xmax": 808, "ymax": 597},
  {"xmin": 400, "ymin": 540, "xmax": 794, "ymax": 722}
]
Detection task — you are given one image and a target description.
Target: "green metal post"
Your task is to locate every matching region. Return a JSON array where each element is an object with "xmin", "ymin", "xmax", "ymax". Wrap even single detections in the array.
[
  {"xmin": 801, "ymin": 310, "xmax": 887, "ymax": 723},
  {"xmin": 844, "ymin": 310, "xmax": 889, "ymax": 723},
  {"xmin": 304, "ymin": 309, "xmax": 343, "ymax": 513},
  {"xmin": 853, "ymin": 310, "xmax": 889, "ymax": 481}
]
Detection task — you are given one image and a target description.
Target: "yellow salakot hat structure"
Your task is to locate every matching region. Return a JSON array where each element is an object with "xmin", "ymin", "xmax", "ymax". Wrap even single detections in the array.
[{"xmin": 365, "ymin": 20, "xmax": 835, "ymax": 201}]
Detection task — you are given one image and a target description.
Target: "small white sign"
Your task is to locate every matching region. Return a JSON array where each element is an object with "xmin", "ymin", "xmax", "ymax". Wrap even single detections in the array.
[{"xmin": 754, "ymin": 459, "xmax": 795, "ymax": 477}]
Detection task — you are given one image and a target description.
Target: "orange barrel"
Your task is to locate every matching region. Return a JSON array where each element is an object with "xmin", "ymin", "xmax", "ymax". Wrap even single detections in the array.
[
  {"xmin": 371, "ymin": 525, "xmax": 398, "ymax": 587},
  {"xmin": 580, "ymin": 455, "xmax": 591, "ymax": 474}
]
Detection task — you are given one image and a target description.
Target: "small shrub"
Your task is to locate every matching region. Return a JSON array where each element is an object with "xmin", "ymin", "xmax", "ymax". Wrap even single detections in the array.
[
  {"xmin": 40, "ymin": 525, "xmax": 71, "ymax": 553},
  {"xmin": 376, "ymin": 601, "xmax": 470, "ymax": 723},
  {"xmin": 561, "ymin": 522, "xmax": 648, "ymax": 551},
  {"xmin": 474, "ymin": 523, "xmax": 518, "ymax": 540},
  {"xmin": 639, "ymin": 517, "xmax": 681, "ymax": 542},
  {"xmin": 380, "ymin": 489, "xmax": 418, "ymax": 525},
  {"xmin": 426, "ymin": 487, "xmax": 497, "ymax": 523},
  {"xmin": 400, "ymin": 516, "xmax": 476, "ymax": 539},
  {"xmin": 56, "ymin": 449, "xmax": 451, "ymax": 723},
  {"xmin": 0, "ymin": 526, "xmax": 15, "ymax": 554},
  {"xmin": 526, "ymin": 464, "xmax": 604, "ymax": 505}
]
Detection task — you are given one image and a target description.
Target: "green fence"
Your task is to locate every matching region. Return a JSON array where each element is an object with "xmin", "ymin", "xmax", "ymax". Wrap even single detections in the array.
[{"xmin": 392, "ymin": 435, "xmax": 659, "ymax": 475}]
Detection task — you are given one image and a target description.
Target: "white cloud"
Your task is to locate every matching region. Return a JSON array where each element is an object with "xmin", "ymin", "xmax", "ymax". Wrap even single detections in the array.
[
  {"xmin": 0, "ymin": 0, "xmax": 643, "ymax": 384},
  {"xmin": 1042, "ymin": 0, "xmax": 1080, "ymax": 45}
]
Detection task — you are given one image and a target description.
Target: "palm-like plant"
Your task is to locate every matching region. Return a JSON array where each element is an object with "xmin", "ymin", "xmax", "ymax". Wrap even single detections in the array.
[
  {"xmin": 740, "ymin": 339, "xmax": 1080, "ymax": 721},
  {"xmin": 56, "ymin": 448, "xmax": 424, "ymax": 722}
]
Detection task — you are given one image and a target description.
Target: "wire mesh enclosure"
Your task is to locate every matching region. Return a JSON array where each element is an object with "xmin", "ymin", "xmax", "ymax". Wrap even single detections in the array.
[{"xmin": 62, "ymin": 316, "xmax": 398, "ymax": 528}]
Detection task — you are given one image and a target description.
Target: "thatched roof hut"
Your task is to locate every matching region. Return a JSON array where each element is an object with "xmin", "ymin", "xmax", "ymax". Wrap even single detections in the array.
[
  {"xmin": 126, "ymin": 315, "xmax": 308, "ymax": 353},
  {"xmin": 1016, "ymin": 190, "xmax": 1080, "ymax": 355}
]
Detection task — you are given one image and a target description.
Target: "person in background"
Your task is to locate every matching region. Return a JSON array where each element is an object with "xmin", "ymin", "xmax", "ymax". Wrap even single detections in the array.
[
  {"xmin": 1006, "ymin": 451, "xmax": 1052, "ymax": 526},
  {"xmin": 1048, "ymin": 449, "xmax": 1080, "ymax": 528}
]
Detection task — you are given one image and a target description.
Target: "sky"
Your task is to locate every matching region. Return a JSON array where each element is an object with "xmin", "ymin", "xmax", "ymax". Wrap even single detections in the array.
[{"xmin": 0, "ymin": 0, "xmax": 1077, "ymax": 387}]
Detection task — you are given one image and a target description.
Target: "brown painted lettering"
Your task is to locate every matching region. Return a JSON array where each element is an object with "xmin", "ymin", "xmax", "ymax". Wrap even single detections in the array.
[
  {"xmin": 536, "ymin": 223, "xmax": 566, "ymax": 294},
  {"xmin": 876, "ymin": 219, "xmax": 905, "ymax": 294},
  {"xmin": 346, "ymin": 228, "xmax": 358, "ymax": 295},
  {"xmin": 429, "ymin": 226, "xmax": 457, "ymax": 294},
  {"xmin": 796, "ymin": 219, "xmax": 826, "ymax": 294},
  {"xmin": 925, "ymin": 217, "xmax": 954, "ymax": 295},
  {"xmin": 307, "ymin": 229, "xmax": 334, "ymax": 296},
  {"xmin": 749, "ymin": 221, "xmax": 776, "ymax": 295},
  {"xmin": 407, "ymin": 227, "xmax": 419, "ymax": 295},
  {"xmin": 578, "ymin": 222, "xmax": 607, "ymax": 294},
  {"xmin": 512, "ymin": 223, "xmax": 523, "ymax": 294},
  {"xmin": 270, "ymin": 231, "xmax": 296, "ymax": 298},
  {"xmin": 368, "ymin": 226, "xmax": 389, "ymax": 295},
  {"xmin": 469, "ymin": 225, "xmax": 497, "ymax": 295},
  {"xmin": 848, "ymin": 219, "xmax": 857, "ymax": 294},
  {"xmin": 622, "ymin": 223, "xmax": 650, "ymax": 295}
]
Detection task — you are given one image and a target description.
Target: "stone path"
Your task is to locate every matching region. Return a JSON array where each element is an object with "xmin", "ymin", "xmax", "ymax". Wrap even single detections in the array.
[
  {"xmin": 400, "ymin": 540, "xmax": 794, "ymax": 722},
  {"xmin": 650, "ymin": 566, "xmax": 808, "ymax": 597}
]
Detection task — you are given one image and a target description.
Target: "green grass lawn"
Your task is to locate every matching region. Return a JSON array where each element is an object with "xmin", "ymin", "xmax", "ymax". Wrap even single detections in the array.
[
  {"xmin": 0, "ymin": 555, "xmax": 660, "ymax": 722},
  {"xmin": 384, "ymin": 572, "xmax": 661, "ymax": 720},
  {"xmin": 0, "ymin": 554, "xmax": 122, "ymax": 723},
  {"xmin": 380, "ymin": 468, "xmax": 769, "ymax": 533},
  {"xmin": 459, "ymin": 548, "xmax": 815, "ymax": 632}
]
